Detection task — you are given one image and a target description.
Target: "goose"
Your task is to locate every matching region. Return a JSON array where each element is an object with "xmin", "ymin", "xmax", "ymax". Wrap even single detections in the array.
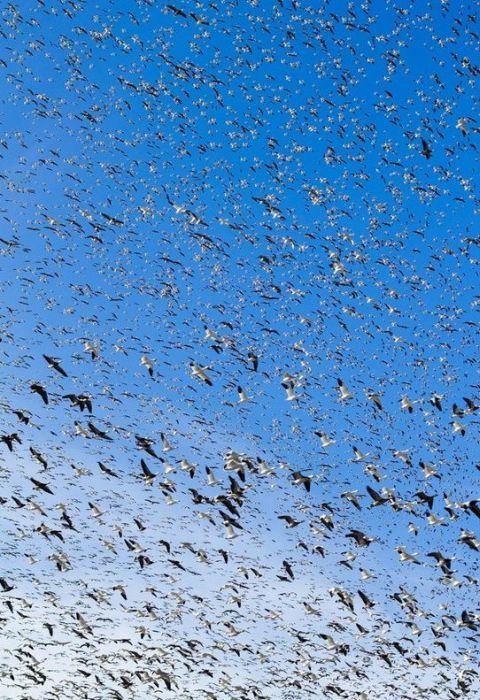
[
  {"xmin": 337, "ymin": 378, "xmax": 352, "ymax": 401},
  {"xmin": 315, "ymin": 431, "xmax": 336, "ymax": 448},
  {"xmin": 189, "ymin": 362, "xmax": 213, "ymax": 385},
  {"xmin": 401, "ymin": 395, "xmax": 414, "ymax": 412},
  {"xmin": 282, "ymin": 381, "xmax": 298, "ymax": 401},
  {"xmin": 140, "ymin": 355, "xmax": 154, "ymax": 376},
  {"xmin": 237, "ymin": 386, "xmax": 249, "ymax": 403},
  {"xmin": 396, "ymin": 546, "xmax": 421, "ymax": 564},
  {"xmin": 43, "ymin": 354, "xmax": 68, "ymax": 377},
  {"xmin": 160, "ymin": 432, "xmax": 173, "ymax": 452},
  {"xmin": 452, "ymin": 420, "xmax": 466, "ymax": 436},
  {"xmin": 206, "ymin": 467, "xmax": 221, "ymax": 487}
]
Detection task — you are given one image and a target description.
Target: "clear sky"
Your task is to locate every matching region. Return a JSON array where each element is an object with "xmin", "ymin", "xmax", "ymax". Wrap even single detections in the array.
[{"xmin": 0, "ymin": 0, "xmax": 479, "ymax": 698}]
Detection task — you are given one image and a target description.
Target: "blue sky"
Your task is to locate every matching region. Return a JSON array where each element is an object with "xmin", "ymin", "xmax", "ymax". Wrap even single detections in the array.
[{"xmin": 0, "ymin": 0, "xmax": 479, "ymax": 697}]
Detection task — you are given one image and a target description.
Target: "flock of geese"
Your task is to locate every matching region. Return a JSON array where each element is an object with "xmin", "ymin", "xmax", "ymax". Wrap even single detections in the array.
[{"xmin": 0, "ymin": 0, "xmax": 479, "ymax": 698}]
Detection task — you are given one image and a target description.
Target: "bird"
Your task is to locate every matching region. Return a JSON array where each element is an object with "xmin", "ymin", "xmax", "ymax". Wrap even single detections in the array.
[
  {"xmin": 401, "ymin": 396, "xmax": 414, "ymax": 413},
  {"xmin": 341, "ymin": 491, "xmax": 362, "ymax": 511},
  {"xmin": 136, "ymin": 435, "xmax": 159, "ymax": 458},
  {"xmin": 366, "ymin": 486, "xmax": 388, "ymax": 507},
  {"xmin": 282, "ymin": 380, "xmax": 298, "ymax": 401},
  {"xmin": 30, "ymin": 383, "xmax": 49, "ymax": 404},
  {"xmin": 421, "ymin": 138, "xmax": 432, "ymax": 159},
  {"xmin": 63, "ymin": 394, "xmax": 93, "ymax": 413},
  {"xmin": 179, "ymin": 459, "xmax": 196, "ymax": 478},
  {"xmin": 337, "ymin": 378, "xmax": 352, "ymax": 401},
  {"xmin": 315, "ymin": 431, "xmax": 336, "ymax": 447},
  {"xmin": 43, "ymin": 354, "xmax": 68, "ymax": 377},
  {"xmin": 1, "ymin": 433, "xmax": 22, "ymax": 452},
  {"xmin": 13, "ymin": 410, "xmax": 30, "ymax": 424},
  {"xmin": 237, "ymin": 386, "xmax": 249, "ymax": 403},
  {"xmin": 140, "ymin": 355, "xmax": 154, "ymax": 377},
  {"xmin": 98, "ymin": 461, "xmax": 119, "ymax": 478},
  {"xmin": 247, "ymin": 351, "xmax": 258, "ymax": 371},
  {"xmin": 456, "ymin": 116, "xmax": 472, "ymax": 136},
  {"xmin": 351, "ymin": 445, "xmax": 368, "ymax": 462},
  {"xmin": 29, "ymin": 447, "xmax": 48, "ymax": 469},
  {"xmin": 346, "ymin": 530, "xmax": 374, "ymax": 547},
  {"xmin": 83, "ymin": 340, "xmax": 98, "ymax": 359},
  {"xmin": 282, "ymin": 560, "xmax": 294, "ymax": 580},
  {"xmin": 420, "ymin": 460, "xmax": 440, "ymax": 479},
  {"xmin": 0, "ymin": 578, "xmax": 14, "ymax": 592},
  {"xmin": 396, "ymin": 546, "xmax": 421, "ymax": 564},
  {"xmin": 415, "ymin": 491, "xmax": 435, "ymax": 510},
  {"xmin": 160, "ymin": 432, "xmax": 173, "ymax": 452},
  {"xmin": 206, "ymin": 467, "xmax": 221, "ymax": 487},
  {"xmin": 278, "ymin": 515, "xmax": 303, "ymax": 528},
  {"xmin": 291, "ymin": 471, "xmax": 312, "ymax": 493},
  {"xmin": 366, "ymin": 390, "xmax": 383, "ymax": 411},
  {"xmin": 30, "ymin": 478, "xmax": 54, "ymax": 495},
  {"xmin": 88, "ymin": 422, "xmax": 113, "ymax": 440},
  {"xmin": 189, "ymin": 362, "xmax": 212, "ymax": 386},
  {"xmin": 427, "ymin": 551, "xmax": 452, "ymax": 573}
]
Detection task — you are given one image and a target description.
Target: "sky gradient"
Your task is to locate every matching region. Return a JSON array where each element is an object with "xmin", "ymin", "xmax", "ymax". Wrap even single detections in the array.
[{"xmin": 0, "ymin": 0, "xmax": 479, "ymax": 698}]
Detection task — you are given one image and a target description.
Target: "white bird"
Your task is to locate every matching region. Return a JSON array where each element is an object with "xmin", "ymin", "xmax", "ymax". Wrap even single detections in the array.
[
  {"xmin": 317, "ymin": 432, "xmax": 336, "ymax": 448},
  {"xmin": 396, "ymin": 546, "xmax": 421, "ymax": 564},
  {"xmin": 71, "ymin": 464, "xmax": 90, "ymax": 477},
  {"xmin": 337, "ymin": 378, "xmax": 352, "ymax": 401},
  {"xmin": 401, "ymin": 396, "xmax": 414, "ymax": 413},
  {"xmin": 293, "ymin": 339, "xmax": 309, "ymax": 355},
  {"xmin": 180, "ymin": 459, "xmax": 196, "ymax": 477},
  {"xmin": 303, "ymin": 603, "xmax": 320, "ymax": 615},
  {"xmin": 359, "ymin": 568, "xmax": 375, "ymax": 581},
  {"xmin": 392, "ymin": 449, "xmax": 412, "ymax": 467},
  {"xmin": 320, "ymin": 634, "xmax": 338, "ymax": 651},
  {"xmin": 352, "ymin": 446, "xmax": 368, "ymax": 462},
  {"xmin": 237, "ymin": 386, "xmax": 249, "ymax": 403},
  {"xmin": 257, "ymin": 459, "xmax": 275, "ymax": 476},
  {"xmin": 332, "ymin": 261, "xmax": 346, "ymax": 275},
  {"xmin": 74, "ymin": 422, "xmax": 90, "ymax": 438},
  {"xmin": 206, "ymin": 467, "xmax": 221, "ymax": 486},
  {"xmin": 162, "ymin": 460, "xmax": 176, "ymax": 475},
  {"xmin": 113, "ymin": 343, "xmax": 128, "ymax": 355},
  {"xmin": 282, "ymin": 381, "xmax": 298, "ymax": 401},
  {"xmin": 341, "ymin": 491, "xmax": 362, "ymax": 511},
  {"xmin": 89, "ymin": 502, "xmax": 103, "ymax": 519},
  {"xmin": 420, "ymin": 461, "xmax": 440, "ymax": 479},
  {"xmin": 48, "ymin": 553, "xmax": 71, "ymax": 572},
  {"xmin": 204, "ymin": 326, "xmax": 219, "ymax": 341},
  {"xmin": 83, "ymin": 340, "xmax": 98, "ymax": 359},
  {"xmin": 456, "ymin": 116, "xmax": 472, "ymax": 136},
  {"xmin": 364, "ymin": 463, "xmax": 384, "ymax": 481},
  {"xmin": 225, "ymin": 524, "xmax": 238, "ymax": 540},
  {"xmin": 190, "ymin": 362, "xmax": 212, "ymax": 386},
  {"xmin": 26, "ymin": 500, "xmax": 46, "ymax": 516},
  {"xmin": 160, "ymin": 432, "xmax": 173, "ymax": 452},
  {"xmin": 102, "ymin": 540, "xmax": 117, "ymax": 553},
  {"xmin": 140, "ymin": 355, "xmax": 154, "ymax": 377},
  {"xmin": 224, "ymin": 452, "xmax": 247, "ymax": 478},
  {"xmin": 282, "ymin": 371, "xmax": 304, "ymax": 385}
]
